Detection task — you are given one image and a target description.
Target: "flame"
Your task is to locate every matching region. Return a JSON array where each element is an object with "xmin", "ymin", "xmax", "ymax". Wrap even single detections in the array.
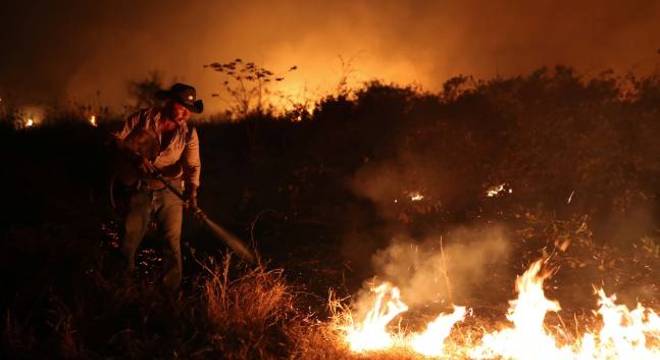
[
  {"xmin": 25, "ymin": 118, "xmax": 34, "ymax": 127},
  {"xmin": 89, "ymin": 115, "xmax": 97, "ymax": 127},
  {"xmin": 339, "ymin": 258, "xmax": 659, "ymax": 359},
  {"xmin": 473, "ymin": 260, "xmax": 660, "ymax": 359},
  {"xmin": 343, "ymin": 282, "xmax": 408, "ymax": 352},
  {"xmin": 341, "ymin": 282, "xmax": 465, "ymax": 356},
  {"xmin": 471, "ymin": 259, "xmax": 573, "ymax": 359},
  {"xmin": 579, "ymin": 289, "xmax": 660, "ymax": 359},
  {"xmin": 410, "ymin": 305, "xmax": 466, "ymax": 357}
]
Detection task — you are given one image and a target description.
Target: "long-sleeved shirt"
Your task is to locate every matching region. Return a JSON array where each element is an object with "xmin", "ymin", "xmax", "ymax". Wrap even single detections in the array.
[{"xmin": 114, "ymin": 108, "xmax": 201, "ymax": 188}]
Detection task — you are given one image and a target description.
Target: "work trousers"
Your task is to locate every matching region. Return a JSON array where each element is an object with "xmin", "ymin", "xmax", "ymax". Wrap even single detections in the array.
[{"xmin": 121, "ymin": 183, "xmax": 183, "ymax": 291}]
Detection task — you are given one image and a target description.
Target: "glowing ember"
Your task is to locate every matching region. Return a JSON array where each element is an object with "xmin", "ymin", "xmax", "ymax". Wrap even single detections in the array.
[
  {"xmin": 410, "ymin": 305, "xmax": 466, "ymax": 357},
  {"xmin": 486, "ymin": 183, "xmax": 512, "ymax": 197},
  {"xmin": 567, "ymin": 190, "xmax": 575, "ymax": 204},
  {"xmin": 344, "ymin": 282, "xmax": 408, "ymax": 352},
  {"xmin": 409, "ymin": 192, "xmax": 425, "ymax": 201},
  {"xmin": 89, "ymin": 115, "xmax": 97, "ymax": 127}
]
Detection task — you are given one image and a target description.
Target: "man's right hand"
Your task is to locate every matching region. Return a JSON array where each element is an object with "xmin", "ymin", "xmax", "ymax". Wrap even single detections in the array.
[
  {"xmin": 135, "ymin": 156, "xmax": 155, "ymax": 176},
  {"xmin": 184, "ymin": 184, "xmax": 199, "ymax": 212}
]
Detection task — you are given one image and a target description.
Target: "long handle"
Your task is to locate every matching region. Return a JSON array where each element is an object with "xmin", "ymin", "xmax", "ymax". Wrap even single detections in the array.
[{"xmin": 147, "ymin": 164, "xmax": 256, "ymax": 264}]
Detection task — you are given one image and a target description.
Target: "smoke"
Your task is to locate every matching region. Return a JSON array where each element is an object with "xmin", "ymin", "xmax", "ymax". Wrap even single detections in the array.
[
  {"xmin": 349, "ymin": 152, "xmax": 468, "ymax": 221},
  {"xmin": 370, "ymin": 224, "xmax": 511, "ymax": 308},
  {"xmin": 2, "ymin": 0, "xmax": 660, "ymax": 112}
]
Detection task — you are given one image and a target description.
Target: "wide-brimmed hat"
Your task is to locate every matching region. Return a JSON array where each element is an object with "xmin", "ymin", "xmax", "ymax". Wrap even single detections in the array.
[{"xmin": 156, "ymin": 83, "xmax": 204, "ymax": 113}]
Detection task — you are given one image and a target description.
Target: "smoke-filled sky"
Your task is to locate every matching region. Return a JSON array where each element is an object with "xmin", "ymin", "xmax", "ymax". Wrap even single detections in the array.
[{"xmin": 1, "ymin": 0, "xmax": 659, "ymax": 113}]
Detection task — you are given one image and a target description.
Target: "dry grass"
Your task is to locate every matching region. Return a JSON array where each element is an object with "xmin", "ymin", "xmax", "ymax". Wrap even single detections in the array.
[
  {"xmin": 287, "ymin": 291, "xmax": 354, "ymax": 359},
  {"xmin": 2, "ymin": 213, "xmax": 656, "ymax": 359},
  {"xmin": 199, "ymin": 254, "xmax": 298, "ymax": 359}
]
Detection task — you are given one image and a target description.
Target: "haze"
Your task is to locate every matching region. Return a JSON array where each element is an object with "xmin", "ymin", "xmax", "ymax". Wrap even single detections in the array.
[{"xmin": 1, "ymin": 0, "xmax": 659, "ymax": 113}]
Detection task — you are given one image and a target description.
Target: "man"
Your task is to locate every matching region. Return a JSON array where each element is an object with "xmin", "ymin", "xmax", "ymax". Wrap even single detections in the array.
[{"xmin": 113, "ymin": 83, "xmax": 203, "ymax": 291}]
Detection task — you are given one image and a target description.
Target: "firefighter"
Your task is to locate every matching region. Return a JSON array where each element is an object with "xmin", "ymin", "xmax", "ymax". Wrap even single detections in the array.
[{"xmin": 113, "ymin": 83, "xmax": 203, "ymax": 291}]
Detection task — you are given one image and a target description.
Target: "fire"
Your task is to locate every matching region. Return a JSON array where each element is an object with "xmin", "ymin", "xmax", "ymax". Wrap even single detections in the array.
[
  {"xmin": 409, "ymin": 305, "xmax": 466, "ymax": 357},
  {"xmin": 89, "ymin": 115, "xmax": 97, "ymax": 127},
  {"xmin": 343, "ymin": 282, "xmax": 408, "ymax": 352},
  {"xmin": 341, "ymin": 282, "xmax": 465, "ymax": 356},
  {"xmin": 343, "ymin": 282, "xmax": 466, "ymax": 357},
  {"xmin": 471, "ymin": 259, "xmax": 572, "ymax": 359},
  {"xmin": 339, "ymin": 258, "xmax": 659, "ymax": 359},
  {"xmin": 583, "ymin": 289, "xmax": 660, "ymax": 359},
  {"xmin": 18, "ymin": 105, "xmax": 44, "ymax": 129},
  {"xmin": 473, "ymin": 260, "xmax": 660, "ymax": 359}
]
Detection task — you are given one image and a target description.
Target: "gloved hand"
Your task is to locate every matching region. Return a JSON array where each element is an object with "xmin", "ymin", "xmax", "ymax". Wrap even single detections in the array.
[{"xmin": 184, "ymin": 184, "xmax": 199, "ymax": 210}]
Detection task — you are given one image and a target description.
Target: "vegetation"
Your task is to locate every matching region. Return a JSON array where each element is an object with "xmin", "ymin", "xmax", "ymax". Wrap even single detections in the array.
[
  {"xmin": 204, "ymin": 59, "xmax": 298, "ymax": 118},
  {"xmin": 1, "ymin": 66, "xmax": 658, "ymax": 358}
]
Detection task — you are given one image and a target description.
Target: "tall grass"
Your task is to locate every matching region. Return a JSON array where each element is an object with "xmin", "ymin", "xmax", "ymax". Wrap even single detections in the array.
[{"xmin": 200, "ymin": 255, "xmax": 297, "ymax": 358}]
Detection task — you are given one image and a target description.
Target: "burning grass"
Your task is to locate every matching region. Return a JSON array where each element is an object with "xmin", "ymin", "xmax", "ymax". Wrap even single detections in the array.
[
  {"xmin": 328, "ymin": 259, "xmax": 659, "ymax": 359},
  {"xmin": 1, "ymin": 212, "xmax": 657, "ymax": 359}
]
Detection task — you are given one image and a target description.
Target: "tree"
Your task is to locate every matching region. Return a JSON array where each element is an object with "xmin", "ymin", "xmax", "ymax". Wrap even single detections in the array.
[
  {"xmin": 204, "ymin": 59, "xmax": 297, "ymax": 118},
  {"xmin": 127, "ymin": 71, "xmax": 164, "ymax": 111}
]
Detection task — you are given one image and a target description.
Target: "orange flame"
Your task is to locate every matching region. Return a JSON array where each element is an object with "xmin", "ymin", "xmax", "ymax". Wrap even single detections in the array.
[
  {"xmin": 339, "ymin": 258, "xmax": 659, "ymax": 359},
  {"xmin": 343, "ymin": 282, "xmax": 408, "ymax": 352},
  {"xmin": 410, "ymin": 305, "xmax": 466, "ymax": 357},
  {"xmin": 472, "ymin": 259, "xmax": 572, "ymax": 359}
]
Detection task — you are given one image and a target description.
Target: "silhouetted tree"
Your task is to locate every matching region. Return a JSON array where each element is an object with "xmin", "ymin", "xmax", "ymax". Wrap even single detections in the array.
[
  {"xmin": 127, "ymin": 71, "xmax": 163, "ymax": 111},
  {"xmin": 204, "ymin": 59, "xmax": 297, "ymax": 118}
]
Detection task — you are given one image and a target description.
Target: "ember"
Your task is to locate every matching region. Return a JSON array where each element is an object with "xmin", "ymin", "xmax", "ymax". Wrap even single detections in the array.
[
  {"xmin": 409, "ymin": 192, "xmax": 424, "ymax": 202},
  {"xmin": 486, "ymin": 183, "xmax": 512, "ymax": 197}
]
